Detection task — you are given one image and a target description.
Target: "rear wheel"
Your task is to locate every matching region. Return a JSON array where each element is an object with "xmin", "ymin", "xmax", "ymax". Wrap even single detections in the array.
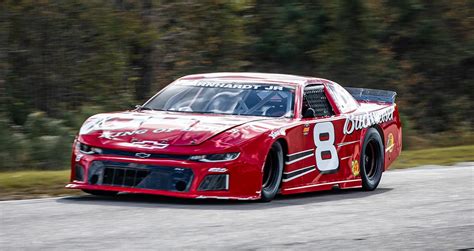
[
  {"xmin": 260, "ymin": 142, "xmax": 284, "ymax": 202},
  {"xmin": 360, "ymin": 128, "xmax": 384, "ymax": 191},
  {"xmin": 82, "ymin": 189, "xmax": 118, "ymax": 196}
]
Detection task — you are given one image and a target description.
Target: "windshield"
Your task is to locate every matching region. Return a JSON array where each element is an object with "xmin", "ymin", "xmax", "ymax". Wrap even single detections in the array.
[{"xmin": 143, "ymin": 80, "xmax": 295, "ymax": 117}]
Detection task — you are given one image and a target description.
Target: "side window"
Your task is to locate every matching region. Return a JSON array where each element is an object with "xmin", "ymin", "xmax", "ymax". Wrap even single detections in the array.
[
  {"xmin": 326, "ymin": 82, "xmax": 359, "ymax": 113},
  {"xmin": 303, "ymin": 85, "xmax": 335, "ymax": 117}
]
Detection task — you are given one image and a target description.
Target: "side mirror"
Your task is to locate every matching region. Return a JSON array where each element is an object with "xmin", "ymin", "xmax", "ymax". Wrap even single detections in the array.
[{"xmin": 303, "ymin": 108, "xmax": 316, "ymax": 118}]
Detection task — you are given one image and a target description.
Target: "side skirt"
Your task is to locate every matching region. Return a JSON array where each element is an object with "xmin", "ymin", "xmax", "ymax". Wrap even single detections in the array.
[{"xmin": 281, "ymin": 179, "xmax": 362, "ymax": 195}]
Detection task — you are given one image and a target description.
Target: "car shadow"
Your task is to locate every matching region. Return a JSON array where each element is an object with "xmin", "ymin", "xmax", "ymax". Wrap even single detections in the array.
[{"xmin": 56, "ymin": 187, "xmax": 393, "ymax": 211}]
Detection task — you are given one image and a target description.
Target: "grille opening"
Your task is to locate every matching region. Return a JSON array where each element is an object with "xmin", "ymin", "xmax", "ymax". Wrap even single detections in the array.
[
  {"xmin": 74, "ymin": 165, "xmax": 85, "ymax": 181},
  {"xmin": 89, "ymin": 174, "xmax": 99, "ymax": 185},
  {"xmin": 175, "ymin": 181, "xmax": 187, "ymax": 191},
  {"xmin": 102, "ymin": 167, "xmax": 150, "ymax": 187},
  {"xmin": 198, "ymin": 174, "xmax": 229, "ymax": 191},
  {"xmin": 87, "ymin": 161, "xmax": 193, "ymax": 192}
]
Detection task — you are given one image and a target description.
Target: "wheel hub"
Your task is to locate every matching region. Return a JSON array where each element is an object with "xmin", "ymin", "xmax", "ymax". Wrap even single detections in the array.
[{"xmin": 365, "ymin": 139, "xmax": 377, "ymax": 179}]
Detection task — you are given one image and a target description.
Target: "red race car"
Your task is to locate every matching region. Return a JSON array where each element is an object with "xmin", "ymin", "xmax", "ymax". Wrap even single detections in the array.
[{"xmin": 67, "ymin": 73, "xmax": 402, "ymax": 202}]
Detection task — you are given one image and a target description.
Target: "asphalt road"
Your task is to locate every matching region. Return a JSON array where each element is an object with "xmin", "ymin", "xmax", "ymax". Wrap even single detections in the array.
[{"xmin": 1, "ymin": 163, "xmax": 473, "ymax": 250}]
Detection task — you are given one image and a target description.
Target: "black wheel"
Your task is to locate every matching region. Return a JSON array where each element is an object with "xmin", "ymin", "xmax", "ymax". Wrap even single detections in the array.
[
  {"xmin": 260, "ymin": 141, "xmax": 284, "ymax": 202},
  {"xmin": 360, "ymin": 128, "xmax": 384, "ymax": 191},
  {"xmin": 82, "ymin": 189, "xmax": 118, "ymax": 196}
]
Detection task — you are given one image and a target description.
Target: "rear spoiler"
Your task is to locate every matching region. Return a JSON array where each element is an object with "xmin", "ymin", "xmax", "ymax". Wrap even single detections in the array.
[{"xmin": 345, "ymin": 87, "xmax": 397, "ymax": 104}]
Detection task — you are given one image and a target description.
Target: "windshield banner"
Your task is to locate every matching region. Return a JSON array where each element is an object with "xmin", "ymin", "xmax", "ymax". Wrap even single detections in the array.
[{"xmin": 179, "ymin": 80, "xmax": 294, "ymax": 91}]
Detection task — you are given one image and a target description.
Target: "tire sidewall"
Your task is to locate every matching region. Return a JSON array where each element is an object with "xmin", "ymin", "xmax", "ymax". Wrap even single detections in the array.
[
  {"xmin": 260, "ymin": 142, "xmax": 284, "ymax": 202},
  {"xmin": 360, "ymin": 128, "xmax": 384, "ymax": 191}
]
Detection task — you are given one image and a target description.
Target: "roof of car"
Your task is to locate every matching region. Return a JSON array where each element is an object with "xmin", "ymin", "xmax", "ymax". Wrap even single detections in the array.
[{"xmin": 178, "ymin": 72, "xmax": 327, "ymax": 86}]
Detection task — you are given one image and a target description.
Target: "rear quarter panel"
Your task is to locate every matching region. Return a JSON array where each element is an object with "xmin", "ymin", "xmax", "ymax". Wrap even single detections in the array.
[
  {"xmin": 353, "ymin": 103, "xmax": 402, "ymax": 171},
  {"xmin": 380, "ymin": 104, "xmax": 402, "ymax": 170},
  {"xmin": 280, "ymin": 102, "xmax": 401, "ymax": 194}
]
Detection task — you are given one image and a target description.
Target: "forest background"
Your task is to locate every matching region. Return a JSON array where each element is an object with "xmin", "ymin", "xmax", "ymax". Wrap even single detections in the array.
[{"xmin": 1, "ymin": 0, "xmax": 472, "ymax": 170}]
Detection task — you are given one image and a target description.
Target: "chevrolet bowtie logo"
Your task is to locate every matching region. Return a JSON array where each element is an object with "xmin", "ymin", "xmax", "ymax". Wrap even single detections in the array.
[
  {"xmin": 132, "ymin": 141, "xmax": 169, "ymax": 149},
  {"xmin": 135, "ymin": 152, "xmax": 151, "ymax": 158}
]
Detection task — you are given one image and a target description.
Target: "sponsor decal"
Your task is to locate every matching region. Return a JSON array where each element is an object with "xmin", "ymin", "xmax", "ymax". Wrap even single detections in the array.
[
  {"xmin": 99, "ymin": 129, "xmax": 148, "ymax": 139},
  {"xmin": 343, "ymin": 107, "xmax": 395, "ymax": 135},
  {"xmin": 386, "ymin": 133, "xmax": 395, "ymax": 153},
  {"xmin": 229, "ymin": 128, "xmax": 240, "ymax": 134},
  {"xmin": 303, "ymin": 123, "xmax": 310, "ymax": 136},
  {"xmin": 152, "ymin": 128, "xmax": 174, "ymax": 133},
  {"xmin": 80, "ymin": 114, "xmax": 184, "ymax": 136},
  {"xmin": 99, "ymin": 128, "xmax": 175, "ymax": 139},
  {"xmin": 80, "ymin": 114, "xmax": 150, "ymax": 135},
  {"xmin": 269, "ymin": 128, "xmax": 286, "ymax": 139},
  {"xmin": 180, "ymin": 80, "xmax": 293, "ymax": 91},
  {"xmin": 208, "ymin": 167, "xmax": 228, "ymax": 173},
  {"xmin": 351, "ymin": 160, "xmax": 360, "ymax": 177}
]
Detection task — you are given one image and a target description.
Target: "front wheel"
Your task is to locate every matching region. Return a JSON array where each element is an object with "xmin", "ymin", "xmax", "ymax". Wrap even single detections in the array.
[
  {"xmin": 360, "ymin": 128, "xmax": 384, "ymax": 191},
  {"xmin": 260, "ymin": 141, "xmax": 284, "ymax": 202}
]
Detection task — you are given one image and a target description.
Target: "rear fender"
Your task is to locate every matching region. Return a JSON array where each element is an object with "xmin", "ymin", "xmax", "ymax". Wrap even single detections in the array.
[{"xmin": 358, "ymin": 105, "xmax": 402, "ymax": 171}]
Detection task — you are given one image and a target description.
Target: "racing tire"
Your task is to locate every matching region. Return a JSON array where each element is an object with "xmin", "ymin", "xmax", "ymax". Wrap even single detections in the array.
[
  {"xmin": 260, "ymin": 141, "xmax": 284, "ymax": 202},
  {"xmin": 82, "ymin": 189, "xmax": 118, "ymax": 196},
  {"xmin": 360, "ymin": 128, "xmax": 384, "ymax": 191}
]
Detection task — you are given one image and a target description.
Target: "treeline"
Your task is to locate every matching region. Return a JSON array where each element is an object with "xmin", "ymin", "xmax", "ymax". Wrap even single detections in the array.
[{"xmin": 0, "ymin": 0, "xmax": 473, "ymax": 169}]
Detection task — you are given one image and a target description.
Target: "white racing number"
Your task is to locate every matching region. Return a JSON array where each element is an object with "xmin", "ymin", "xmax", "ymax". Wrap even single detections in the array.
[{"xmin": 313, "ymin": 122, "xmax": 339, "ymax": 172}]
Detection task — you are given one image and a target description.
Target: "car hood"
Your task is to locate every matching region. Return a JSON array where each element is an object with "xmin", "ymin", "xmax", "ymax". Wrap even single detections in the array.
[{"xmin": 78, "ymin": 111, "xmax": 269, "ymax": 148}]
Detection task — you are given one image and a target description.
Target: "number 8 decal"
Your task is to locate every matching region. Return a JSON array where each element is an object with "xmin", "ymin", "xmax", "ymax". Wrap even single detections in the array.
[{"xmin": 314, "ymin": 122, "xmax": 339, "ymax": 172}]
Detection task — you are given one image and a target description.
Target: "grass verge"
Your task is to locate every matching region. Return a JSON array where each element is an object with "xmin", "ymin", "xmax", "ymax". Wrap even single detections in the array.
[
  {"xmin": 0, "ymin": 145, "xmax": 472, "ymax": 201},
  {"xmin": 0, "ymin": 170, "xmax": 81, "ymax": 201},
  {"xmin": 391, "ymin": 145, "xmax": 474, "ymax": 169}
]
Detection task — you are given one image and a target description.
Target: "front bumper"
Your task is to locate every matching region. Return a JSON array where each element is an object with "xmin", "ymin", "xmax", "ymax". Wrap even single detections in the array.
[{"xmin": 66, "ymin": 151, "xmax": 262, "ymax": 200}]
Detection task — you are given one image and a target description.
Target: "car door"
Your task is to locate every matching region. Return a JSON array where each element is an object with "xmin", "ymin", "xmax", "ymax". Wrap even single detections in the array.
[{"xmin": 298, "ymin": 82, "xmax": 358, "ymax": 185}]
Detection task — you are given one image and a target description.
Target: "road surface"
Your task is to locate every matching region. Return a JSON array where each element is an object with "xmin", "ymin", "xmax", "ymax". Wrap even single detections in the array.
[{"xmin": 1, "ymin": 163, "xmax": 473, "ymax": 250}]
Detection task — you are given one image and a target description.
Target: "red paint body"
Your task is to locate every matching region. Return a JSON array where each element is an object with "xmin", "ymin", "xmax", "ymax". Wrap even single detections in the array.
[{"xmin": 67, "ymin": 73, "xmax": 402, "ymax": 200}]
